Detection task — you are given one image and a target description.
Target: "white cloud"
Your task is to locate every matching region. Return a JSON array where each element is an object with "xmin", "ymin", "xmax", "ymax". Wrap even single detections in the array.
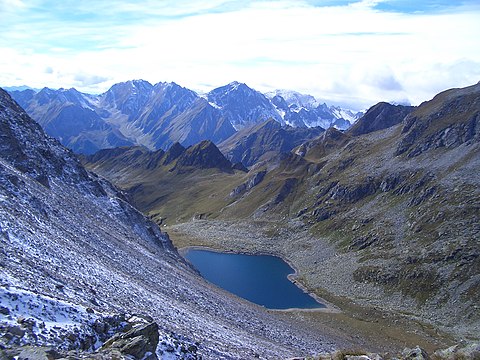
[{"xmin": 0, "ymin": 1, "xmax": 479, "ymax": 110}]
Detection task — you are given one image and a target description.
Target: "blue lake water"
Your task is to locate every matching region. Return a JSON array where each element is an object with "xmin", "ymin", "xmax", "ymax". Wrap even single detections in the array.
[{"xmin": 184, "ymin": 249, "xmax": 325, "ymax": 310}]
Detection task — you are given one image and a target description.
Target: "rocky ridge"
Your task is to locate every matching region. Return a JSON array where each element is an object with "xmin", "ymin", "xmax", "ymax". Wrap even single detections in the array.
[
  {"xmin": 219, "ymin": 118, "xmax": 325, "ymax": 167},
  {"xmin": 9, "ymin": 81, "xmax": 359, "ymax": 155}
]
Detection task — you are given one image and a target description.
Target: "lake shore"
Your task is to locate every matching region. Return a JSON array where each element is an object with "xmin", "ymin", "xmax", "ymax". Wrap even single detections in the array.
[
  {"xmin": 167, "ymin": 219, "xmax": 456, "ymax": 354},
  {"xmin": 180, "ymin": 245, "xmax": 340, "ymax": 313},
  {"xmin": 180, "ymin": 244, "xmax": 341, "ymax": 313}
]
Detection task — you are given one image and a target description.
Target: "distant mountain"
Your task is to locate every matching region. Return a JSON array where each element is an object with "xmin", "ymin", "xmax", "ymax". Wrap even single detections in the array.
[
  {"xmin": 8, "ymin": 87, "xmax": 134, "ymax": 154},
  {"xmin": 9, "ymin": 81, "xmax": 236, "ymax": 154},
  {"xmin": 347, "ymin": 102, "xmax": 414, "ymax": 136},
  {"xmin": 267, "ymin": 89, "xmax": 318, "ymax": 110},
  {"xmin": 98, "ymin": 80, "xmax": 236, "ymax": 150},
  {"xmin": 219, "ymin": 118, "xmax": 324, "ymax": 167},
  {"xmin": 266, "ymin": 89, "xmax": 363, "ymax": 129},
  {"xmin": 9, "ymin": 80, "xmax": 360, "ymax": 156},
  {"xmin": 3, "ymin": 85, "xmax": 39, "ymax": 92},
  {"xmin": 207, "ymin": 81, "xmax": 283, "ymax": 130}
]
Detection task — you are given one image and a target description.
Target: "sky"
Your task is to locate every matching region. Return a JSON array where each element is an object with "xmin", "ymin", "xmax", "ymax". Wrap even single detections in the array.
[{"xmin": 0, "ymin": 0, "xmax": 479, "ymax": 110}]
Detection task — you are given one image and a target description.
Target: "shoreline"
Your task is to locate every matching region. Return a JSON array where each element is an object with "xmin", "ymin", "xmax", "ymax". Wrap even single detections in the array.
[
  {"xmin": 178, "ymin": 245, "xmax": 341, "ymax": 313},
  {"xmin": 167, "ymin": 220, "xmax": 459, "ymax": 353}
]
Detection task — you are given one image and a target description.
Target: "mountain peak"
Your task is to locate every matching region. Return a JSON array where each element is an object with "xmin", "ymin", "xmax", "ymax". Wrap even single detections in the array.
[
  {"xmin": 162, "ymin": 142, "xmax": 186, "ymax": 165},
  {"xmin": 129, "ymin": 79, "xmax": 153, "ymax": 88},
  {"xmin": 207, "ymin": 82, "xmax": 282, "ymax": 129},
  {"xmin": 266, "ymin": 89, "xmax": 318, "ymax": 110},
  {"xmin": 347, "ymin": 102, "xmax": 414, "ymax": 136},
  {"xmin": 229, "ymin": 81, "xmax": 248, "ymax": 91},
  {"xmin": 175, "ymin": 140, "xmax": 232, "ymax": 171},
  {"xmin": 107, "ymin": 79, "xmax": 153, "ymax": 94}
]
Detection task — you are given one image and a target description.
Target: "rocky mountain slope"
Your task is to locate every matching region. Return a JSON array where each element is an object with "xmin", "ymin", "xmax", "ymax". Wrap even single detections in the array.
[
  {"xmin": 9, "ymin": 81, "xmax": 359, "ymax": 155},
  {"xmin": 85, "ymin": 83, "xmax": 480, "ymax": 343},
  {"xmin": 83, "ymin": 140, "xmax": 248, "ymax": 225},
  {"xmin": 219, "ymin": 83, "xmax": 480, "ymax": 340},
  {"xmin": 218, "ymin": 118, "xmax": 324, "ymax": 167},
  {"xmin": 0, "ymin": 88, "xmax": 344, "ymax": 358},
  {"xmin": 10, "ymin": 87, "xmax": 134, "ymax": 154}
]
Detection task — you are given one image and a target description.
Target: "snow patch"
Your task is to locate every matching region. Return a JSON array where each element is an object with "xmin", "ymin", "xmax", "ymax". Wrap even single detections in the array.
[{"xmin": 0, "ymin": 285, "xmax": 114, "ymax": 351}]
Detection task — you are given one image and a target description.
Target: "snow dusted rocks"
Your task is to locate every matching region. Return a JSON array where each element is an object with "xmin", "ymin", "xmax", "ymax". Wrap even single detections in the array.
[
  {"xmin": 0, "ymin": 287, "xmax": 198, "ymax": 359},
  {"xmin": 0, "ymin": 286, "xmax": 128, "ymax": 352}
]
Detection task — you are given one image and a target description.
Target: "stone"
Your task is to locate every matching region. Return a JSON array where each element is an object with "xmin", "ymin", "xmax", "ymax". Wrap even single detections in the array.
[
  {"xmin": 401, "ymin": 346, "xmax": 429, "ymax": 360},
  {"xmin": 0, "ymin": 306, "xmax": 10, "ymax": 315},
  {"xmin": 100, "ymin": 319, "xmax": 159, "ymax": 360},
  {"xmin": 18, "ymin": 317, "xmax": 36, "ymax": 330},
  {"xmin": 433, "ymin": 343, "xmax": 480, "ymax": 360},
  {"xmin": 16, "ymin": 346, "xmax": 62, "ymax": 360},
  {"xmin": 7, "ymin": 325, "xmax": 26, "ymax": 338}
]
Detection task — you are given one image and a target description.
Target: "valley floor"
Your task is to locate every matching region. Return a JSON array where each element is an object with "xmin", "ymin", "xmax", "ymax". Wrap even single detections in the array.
[{"xmin": 167, "ymin": 219, "xmax": 458, "ymax": 354}]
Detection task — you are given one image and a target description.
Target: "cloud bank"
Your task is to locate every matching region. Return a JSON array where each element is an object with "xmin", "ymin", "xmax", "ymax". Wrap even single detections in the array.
[{"xmin": 1, "ymin": 0, "xmax": 479, "ymax": 109}]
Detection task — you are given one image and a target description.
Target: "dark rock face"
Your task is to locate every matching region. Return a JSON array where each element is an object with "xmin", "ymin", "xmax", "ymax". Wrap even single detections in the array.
[
  {"xmin": 396, "ymin": 113, "xmax": 480, "ymax": 157},
  {"xmin": 220, "ymin": 118, "xmax": 324, "ymax": 166},
  {"xmin": 174, "ymin": 140, "xmax": 233, "ymax": 171},
  {"xmin": 348, "ymin": 102, "xmax": 414, "ymax": 136},
  {"xmin": 274, "ymin": 178, "xmax": 298, "ymax": 204},
  {"xmin": 329, "ymin": 178, "xmax": 380, "ymax": 204},
  {"xmin": 230, "ymin": 170, "xmax": 267, "ymax": 197},
  {"xmin": 101, "ymin": 315, "xmax": 159, "ymax": 359},
  {"xmin": 396, "ymin": 83, "xmax": 480, "ymax": 157}
]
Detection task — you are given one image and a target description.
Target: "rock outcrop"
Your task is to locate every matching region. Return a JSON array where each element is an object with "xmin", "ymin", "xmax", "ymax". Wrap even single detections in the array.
[{"xmin": 347, "ymin": 102, "xmax": 414, "ymax": 136}]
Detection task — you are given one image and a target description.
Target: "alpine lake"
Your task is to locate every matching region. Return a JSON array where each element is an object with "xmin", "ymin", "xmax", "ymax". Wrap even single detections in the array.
[{"xmin": 184, "ymin": 249, "xmax": 325, "ymax": 310}]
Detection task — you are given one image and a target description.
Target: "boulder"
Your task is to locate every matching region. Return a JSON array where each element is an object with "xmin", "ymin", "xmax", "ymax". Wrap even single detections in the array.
[
  {"xmin": 401, "ymin": 346, "xmax": 429, "ymax": 360},
  {"xmin": 100, "ymin": 316, "xmax": 159, "ymax": 360},
  {"xmin": 433, "ymin": 343, "xmax": 480, "ymax": 360}
]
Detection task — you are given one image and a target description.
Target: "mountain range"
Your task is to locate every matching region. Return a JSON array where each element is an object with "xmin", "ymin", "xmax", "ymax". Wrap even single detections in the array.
[
  {"xmin": 0, "ymin": 87, "xmax": 345, "ymax": 358},
  {"xmin": 83, "ymin": 82, "xmax": 480, "ymax": 345},
  {"xmin": 2, "ymin": 79, "xmax": 479, "ymax": 359},
  {"xmin": 8, "ymin": 81, "xmax": 361, "ymax": 155}
]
